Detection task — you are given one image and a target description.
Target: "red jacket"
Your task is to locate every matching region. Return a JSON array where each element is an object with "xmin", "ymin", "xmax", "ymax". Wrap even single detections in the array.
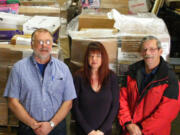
[{"xmin": 118, "ymin": 57, "xmax": 179, "ymax": 135}]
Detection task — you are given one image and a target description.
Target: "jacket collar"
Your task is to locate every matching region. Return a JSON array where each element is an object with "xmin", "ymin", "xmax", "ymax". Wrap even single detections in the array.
[{"xmin": 129, "ymin": 56, "xmax": 169, "ymax": 81}]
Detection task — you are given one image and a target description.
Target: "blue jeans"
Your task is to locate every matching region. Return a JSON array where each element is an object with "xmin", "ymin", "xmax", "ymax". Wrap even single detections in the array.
[{"xmin": 18, "ymin": 119, "xmax": 66, "ymax": 135}]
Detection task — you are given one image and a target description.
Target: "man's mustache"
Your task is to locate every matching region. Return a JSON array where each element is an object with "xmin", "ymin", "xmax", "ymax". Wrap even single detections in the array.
[
  {"xmin": 144, "ymin": 55, "xmax": 153, "ymax": 58},
  {"xmin": 40, "ymin": 48, "xmax": 49, "ymax": 51}
]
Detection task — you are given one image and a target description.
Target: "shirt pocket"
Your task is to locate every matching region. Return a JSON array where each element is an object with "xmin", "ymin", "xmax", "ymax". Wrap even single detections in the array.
[{"xmin": 48, "ymin": 75, "xmax": 65, "ymax": 99}]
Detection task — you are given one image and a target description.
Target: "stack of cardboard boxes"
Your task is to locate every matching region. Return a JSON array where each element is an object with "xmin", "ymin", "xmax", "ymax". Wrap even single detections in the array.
[{"xmin": 68, "ymin": 11, "xmax": 171, "ymax": 82}]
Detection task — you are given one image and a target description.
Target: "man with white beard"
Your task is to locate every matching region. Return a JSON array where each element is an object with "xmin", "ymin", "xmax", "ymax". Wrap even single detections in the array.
[{"xmin": 4, "ymin": 28, "xmax": 76, "ymax": 135}]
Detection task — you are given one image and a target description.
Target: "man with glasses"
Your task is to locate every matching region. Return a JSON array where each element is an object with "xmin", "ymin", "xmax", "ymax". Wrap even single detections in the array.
[
  {"xmin": 4, "ymin": 28, "xmax": 77, "ymax": 135},
  {"xmin": 118, "ymin": 36, "xmax": 179, "ymax": 135}
]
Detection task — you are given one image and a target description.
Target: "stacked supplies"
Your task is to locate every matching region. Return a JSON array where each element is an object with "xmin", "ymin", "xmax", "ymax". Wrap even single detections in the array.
[
  {"xmin": 0, "ymin": 0, "xmax": 19, "ymax": 14},
  {"xmin": 0, "ymin": 12, "xmax": 30, "ymax": 41}
]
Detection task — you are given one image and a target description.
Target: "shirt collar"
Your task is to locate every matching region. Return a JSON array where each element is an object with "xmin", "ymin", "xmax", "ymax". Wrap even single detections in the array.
[
  {"xmin": 30, "ymin": 53, "xmax": 54, "ymax": 65},
  {"xmin": 142, "ymin": 64, "xmax": 159, "ymax": 76}
]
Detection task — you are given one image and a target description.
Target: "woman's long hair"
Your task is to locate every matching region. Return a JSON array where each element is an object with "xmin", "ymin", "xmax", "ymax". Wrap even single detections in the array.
[{"xmin": 82, "ymin": 42, "xmax": 110, "ymax": 85}]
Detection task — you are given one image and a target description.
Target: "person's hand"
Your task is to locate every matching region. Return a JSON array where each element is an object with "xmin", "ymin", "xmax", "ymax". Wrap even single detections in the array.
[
  {"xmin": 30, "ymin": 121, "xmax": 41, "ymax": 130},
  {"xmin": 96, "ymin": 130, "xmax": 104, "ymax": 135},
  {"xmin": 33, "ymin": 122, "xmax": 53, "ymax": 135},
  {"xmin": 88, "ymin": 130, "xmax": 98, "ymax": 135},
  {"xmin": 126, "ymin": 123, "xmax": 142, "ymax": 135}
]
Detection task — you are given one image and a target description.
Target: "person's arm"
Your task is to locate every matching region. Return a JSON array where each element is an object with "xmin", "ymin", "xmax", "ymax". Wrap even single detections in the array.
[
  {"xmin": 8, "ymin": 98, "xmax": 40, "ymax": 129},
  {"xmin": 140, "ymin": 72, "xmax": 179, "ymax": 134},
  {"xmin": 118, "ymin": 75, "xmax": 133, "ymax": 129},
  {"xmin": 99, "ymin": 72, "xmax": 120, "ymax": 133},
  {"xmin": 4, "ymin": 65, "xmax": 41, "ymax": 129},
  {"xmin": 72, "ymin": 74, "xmax": 94, "ymax": 134}
]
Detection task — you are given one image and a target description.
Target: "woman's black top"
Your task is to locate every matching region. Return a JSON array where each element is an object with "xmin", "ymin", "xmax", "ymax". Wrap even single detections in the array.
[{"xmin": 72, "ymin": 71, "xmax": 119, "ymax": 135}]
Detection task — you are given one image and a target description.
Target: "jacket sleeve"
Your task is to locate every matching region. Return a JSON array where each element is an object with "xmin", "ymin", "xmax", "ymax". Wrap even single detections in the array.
[
  {"xmin": 72, "ymin": 74, "xmax": 93, "ymax": 134},
  {"xmin": 118, "ymin": 75, "xmax": 133, "ymax": 129},
  {"xmin": 141, "ymin": 73, "xmax": 179, "ymax": 134},
  {"xmin": 99, "ymin": 72, "xmax": 120, "ymax": 133}
]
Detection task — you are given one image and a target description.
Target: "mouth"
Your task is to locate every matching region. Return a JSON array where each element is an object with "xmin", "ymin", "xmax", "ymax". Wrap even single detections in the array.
[
  {"xmin": 40, "ymin": 49, "xmax": 49, "ymax": 52},
  {"xmin": 145, "ymin": 56, "xmax": 153, "ymax": 59}
]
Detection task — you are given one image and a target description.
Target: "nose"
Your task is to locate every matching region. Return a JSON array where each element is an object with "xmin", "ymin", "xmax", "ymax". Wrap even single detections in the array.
[{"xmin": 92, "ymin": 56, "xmax": 96, "ymax": 60}]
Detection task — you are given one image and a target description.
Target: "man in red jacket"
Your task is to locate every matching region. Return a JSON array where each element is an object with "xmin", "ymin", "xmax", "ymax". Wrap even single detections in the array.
[{"xmin": 118, "ymin": 36, "xmax": 179, "ymax": 135}]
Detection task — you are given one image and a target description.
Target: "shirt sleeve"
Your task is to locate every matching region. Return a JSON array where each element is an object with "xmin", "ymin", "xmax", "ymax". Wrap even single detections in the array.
[
  {"xmin": 63, "ymin": 65, "xmax": 77, "ymax": 101},
  {"xmin": 72, "ymin": 74, "xmax": 93, "ymax": 134},
  {"xmin": 99, "ymin": 72, "xmax": 120, "ymax": 133},
  {"xmin": 3, "ymin": 65, "xmax": 21, "ymax": 99}
]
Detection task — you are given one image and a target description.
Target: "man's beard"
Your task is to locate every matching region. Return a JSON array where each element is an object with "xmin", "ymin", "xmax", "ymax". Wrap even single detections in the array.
[{"xmin": 34, "ymin": 48, "xmax": 51, "ymax": 60}]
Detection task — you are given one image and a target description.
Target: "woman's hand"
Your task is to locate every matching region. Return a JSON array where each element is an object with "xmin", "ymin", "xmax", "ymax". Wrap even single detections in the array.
[
  {"xmin": 96, "ymin": 130, "xmax": 104, "ymax": 135},
  {"xmin": 88, "ymin": 130, "xmax": 97, "ymax": 135},
  {"xmin": 88, "ymin": 130, "xmax": 104, "ymax": 135}
]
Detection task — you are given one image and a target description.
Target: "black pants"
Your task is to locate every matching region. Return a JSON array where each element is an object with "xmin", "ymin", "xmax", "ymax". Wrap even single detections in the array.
[{"xmin": 18, "ymin": 119, "xmax": 66, "ymax": 135}]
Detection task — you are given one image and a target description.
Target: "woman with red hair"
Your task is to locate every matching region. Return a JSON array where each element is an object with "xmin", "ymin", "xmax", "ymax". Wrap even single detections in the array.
[{"xmin": 72, "ymin": 42, "xmax": 119, "ymax": 135}]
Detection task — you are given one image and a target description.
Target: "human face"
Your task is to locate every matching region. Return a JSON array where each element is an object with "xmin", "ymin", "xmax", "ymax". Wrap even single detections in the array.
[
  {"xmin": 141, "ymin": 39, "xmax": 162, "ymax": 70},
  {"xmin": 32, "ymin": 32, "xmax": 53, "ymax": 61},
  {"xmin": 88, "ymin": 51, "xmax": 102, "ymax": 71}
]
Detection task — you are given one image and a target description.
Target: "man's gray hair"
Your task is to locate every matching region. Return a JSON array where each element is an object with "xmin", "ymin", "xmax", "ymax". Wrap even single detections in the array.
[
  {"xmin": 140, "ymin": 36, "xmax": 161, "ymax": 51},
  {"xmin": 31, "ymin": 28, "xmax": 53, "ymax": 43}
]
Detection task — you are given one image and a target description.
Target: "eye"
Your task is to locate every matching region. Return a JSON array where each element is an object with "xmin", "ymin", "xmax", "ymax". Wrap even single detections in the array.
[
  {"xmin": 39, "ymin": 40, "xmax": 44, "ymax": 45},
  {"xmin": 46, "ymin": 40, "xmax": 51, "ymax": 45}
]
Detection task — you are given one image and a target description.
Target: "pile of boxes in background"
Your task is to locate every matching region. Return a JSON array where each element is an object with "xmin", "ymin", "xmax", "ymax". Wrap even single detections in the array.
[
  {"xmin": 0, "ymin": 0, "xmax": 172, "ymax": 128},
  {"xmin": 67, "ymin": 9, "xmax": 170, "ymax": 84}
]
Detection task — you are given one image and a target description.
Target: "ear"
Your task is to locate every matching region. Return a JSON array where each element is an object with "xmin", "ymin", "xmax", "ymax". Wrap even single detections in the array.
[
  {"xmin": 159, "ymin": 48, "xmax": 163, "ymax": 55},
  {"xmin": 31, "ymin": 41, "xmax": 34, "ymax": 49}
]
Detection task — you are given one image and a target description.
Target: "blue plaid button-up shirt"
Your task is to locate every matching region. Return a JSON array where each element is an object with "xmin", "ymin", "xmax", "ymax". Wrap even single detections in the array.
[{"xmin": 4, "ymin": 55, "xmax": 76, "ymax": 121}]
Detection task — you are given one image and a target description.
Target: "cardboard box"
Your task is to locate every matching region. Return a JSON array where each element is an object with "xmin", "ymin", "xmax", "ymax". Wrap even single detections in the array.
[
  {"xmin": 0, "ymin": 98, "xmax": 8, "ymax": 126},
  {"xmin": 100, "ymin": 0, "xmax": 128, "ymax": 14},
  {"xmin": 129, "ymin": 0, "xmax": 152, "ymax": 14},
  {"xmin": 60, "ymin": 37, "xmax": 70, "ymax": 59},
  {"xmin": 78, "ymin": 14, "xmax": 115, "ymax": 30},
  {"xmin": 0, "ymin": 44, "xmax": 60, "ymax": 65},
  {"xmin": 8, "ymin": 109, "xmax": 18, "ymax": 126},
  {"xmin": 19, "ymin": 6, "xmax": 60, "ymax": 16},
  {"xmin": 71, "ymin": 38, "xmax": 118, "ymax": 65},
  {"xmin": 0, "ymin": 65, "xmax": 8, "ymax": 82},
  {"xmin": 20, "ymin": 0, "xmax": 56, "ymax": 6}
]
